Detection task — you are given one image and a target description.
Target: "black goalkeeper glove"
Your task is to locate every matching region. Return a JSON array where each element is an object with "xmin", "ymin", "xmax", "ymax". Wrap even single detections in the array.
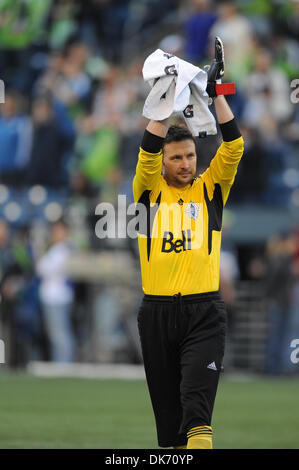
[{"xmin": 205, "ymin": 36, "xmax": 225, "ymax": 99}]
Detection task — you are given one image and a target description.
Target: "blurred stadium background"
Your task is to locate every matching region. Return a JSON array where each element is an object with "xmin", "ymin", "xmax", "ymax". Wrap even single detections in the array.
[{"xmin": 0, "ymin": 0, "xmax": 298, "ymax": 449}]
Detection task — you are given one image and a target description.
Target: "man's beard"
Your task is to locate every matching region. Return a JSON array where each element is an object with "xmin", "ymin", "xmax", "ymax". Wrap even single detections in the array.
[{"xmin": 174, "ymin": 172, "xmax": 194, "ymax": 186}]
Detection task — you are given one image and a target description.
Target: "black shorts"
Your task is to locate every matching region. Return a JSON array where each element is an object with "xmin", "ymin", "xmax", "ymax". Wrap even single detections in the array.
[{"xmin": 137, "ymin": 291, "xmax": 227, "ymax": 448}]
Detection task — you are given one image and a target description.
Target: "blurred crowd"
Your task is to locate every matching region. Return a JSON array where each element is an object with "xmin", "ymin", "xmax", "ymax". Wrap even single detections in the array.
[{"xmin": 0, "ymin": 0, "xmax": 298, "ymax": 371}]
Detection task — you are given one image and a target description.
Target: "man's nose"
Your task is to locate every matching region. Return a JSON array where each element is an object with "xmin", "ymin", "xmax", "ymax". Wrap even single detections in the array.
[{"xmin": 180, "ymin": 158, "xmax": 190, "ymax": 169}]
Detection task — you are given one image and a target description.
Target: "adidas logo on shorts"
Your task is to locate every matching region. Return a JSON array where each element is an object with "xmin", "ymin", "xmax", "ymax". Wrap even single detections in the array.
[{"xmin": 207, "ymin": 361, "xmax": 217, "ymax": 371}]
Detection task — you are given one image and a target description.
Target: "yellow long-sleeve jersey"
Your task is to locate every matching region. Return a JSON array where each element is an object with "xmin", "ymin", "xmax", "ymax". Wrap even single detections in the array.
[{"xmin": 133, "ymin": 132, "xmax": 244, "ymax": 296}]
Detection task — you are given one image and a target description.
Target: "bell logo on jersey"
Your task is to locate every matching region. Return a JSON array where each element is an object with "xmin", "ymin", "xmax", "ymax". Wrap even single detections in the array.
[{"xmin": 162, "ymin": 230, "xmax": 192, "ymax": 253}]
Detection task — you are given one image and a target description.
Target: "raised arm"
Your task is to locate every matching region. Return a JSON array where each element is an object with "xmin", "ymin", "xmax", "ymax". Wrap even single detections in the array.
[
  {"xmin": 202, "ymin": 39, "xmax": 244, "ymax": 206},
  {"xmin": 146, "ymin": 117, "xmax": 171, "ymax": 139},
  {"xmin": 214, "ymin": 95, "xmax": 234, "ymax": 125},
  {"xmin": 133, "ymin": 117, "xmax": 171, "ymax": 203},
  {"xmin": 213, "ymin": 94, "xmax": 242, "ymax": 144},
  {"xmin": 202, "ymin": 96, "xmax": 244, "ymax": 206}
]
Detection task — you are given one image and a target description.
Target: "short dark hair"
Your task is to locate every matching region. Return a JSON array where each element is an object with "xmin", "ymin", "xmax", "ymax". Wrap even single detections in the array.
[{"xmin": 162, "ymin": 125, "xmax": 196, "ymax": 150}]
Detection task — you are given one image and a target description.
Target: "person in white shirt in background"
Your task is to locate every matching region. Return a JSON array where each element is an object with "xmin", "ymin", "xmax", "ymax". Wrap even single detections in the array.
[
  {"xmin": 242, "ymin": 48, "xmax": 293, "ymax": 128},
  {"xmin": 36, "ymin": 219, "xmax": 75, "ymax": 363},
  {"xmin": 209, "ymin": 0, "xmax": 254, "ymax": 84}
]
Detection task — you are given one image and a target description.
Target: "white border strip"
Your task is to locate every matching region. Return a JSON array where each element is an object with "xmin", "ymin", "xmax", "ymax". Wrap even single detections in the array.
[{"xmin": 27, "ymin": 361, "xmax": 146, "ymax": 380}]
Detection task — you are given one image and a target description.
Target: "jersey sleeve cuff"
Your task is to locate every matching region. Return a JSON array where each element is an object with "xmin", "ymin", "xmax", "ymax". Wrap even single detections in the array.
[
  {"xmin": 141, "ymin": 129, "xmax": 164, "ymax": 154},
  {"xmin": 219, "ymin": 118, "xmax": 241, "ymax": 142}
]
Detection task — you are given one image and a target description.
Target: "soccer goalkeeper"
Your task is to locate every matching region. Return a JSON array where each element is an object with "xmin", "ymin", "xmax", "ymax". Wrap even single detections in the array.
[{"xmin": 133, "ymin": 38, "xmax": 244, "ymax": 449}]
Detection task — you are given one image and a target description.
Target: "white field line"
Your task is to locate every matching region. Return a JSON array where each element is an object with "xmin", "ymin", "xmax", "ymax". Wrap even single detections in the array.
[{"xmin": 27, "ymin": 361, "xmax": 146, "ymax": 380}]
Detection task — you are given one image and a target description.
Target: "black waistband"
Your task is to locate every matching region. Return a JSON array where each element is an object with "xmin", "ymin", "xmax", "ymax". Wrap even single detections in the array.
[{"xmin": 143, "ymin": 291, "xmax": 220, "ymax": 304}]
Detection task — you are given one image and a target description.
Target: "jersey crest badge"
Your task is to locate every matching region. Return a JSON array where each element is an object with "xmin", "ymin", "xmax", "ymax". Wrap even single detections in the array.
[{"xmin": 185, "ymin": 202, "xmax": 199, "ymax": 220}]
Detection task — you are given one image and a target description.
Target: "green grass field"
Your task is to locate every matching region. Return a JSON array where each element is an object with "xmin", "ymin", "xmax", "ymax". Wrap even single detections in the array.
[{"xmin": 0, "ymin": 372, "xmax": 298, "ymax": 449}]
